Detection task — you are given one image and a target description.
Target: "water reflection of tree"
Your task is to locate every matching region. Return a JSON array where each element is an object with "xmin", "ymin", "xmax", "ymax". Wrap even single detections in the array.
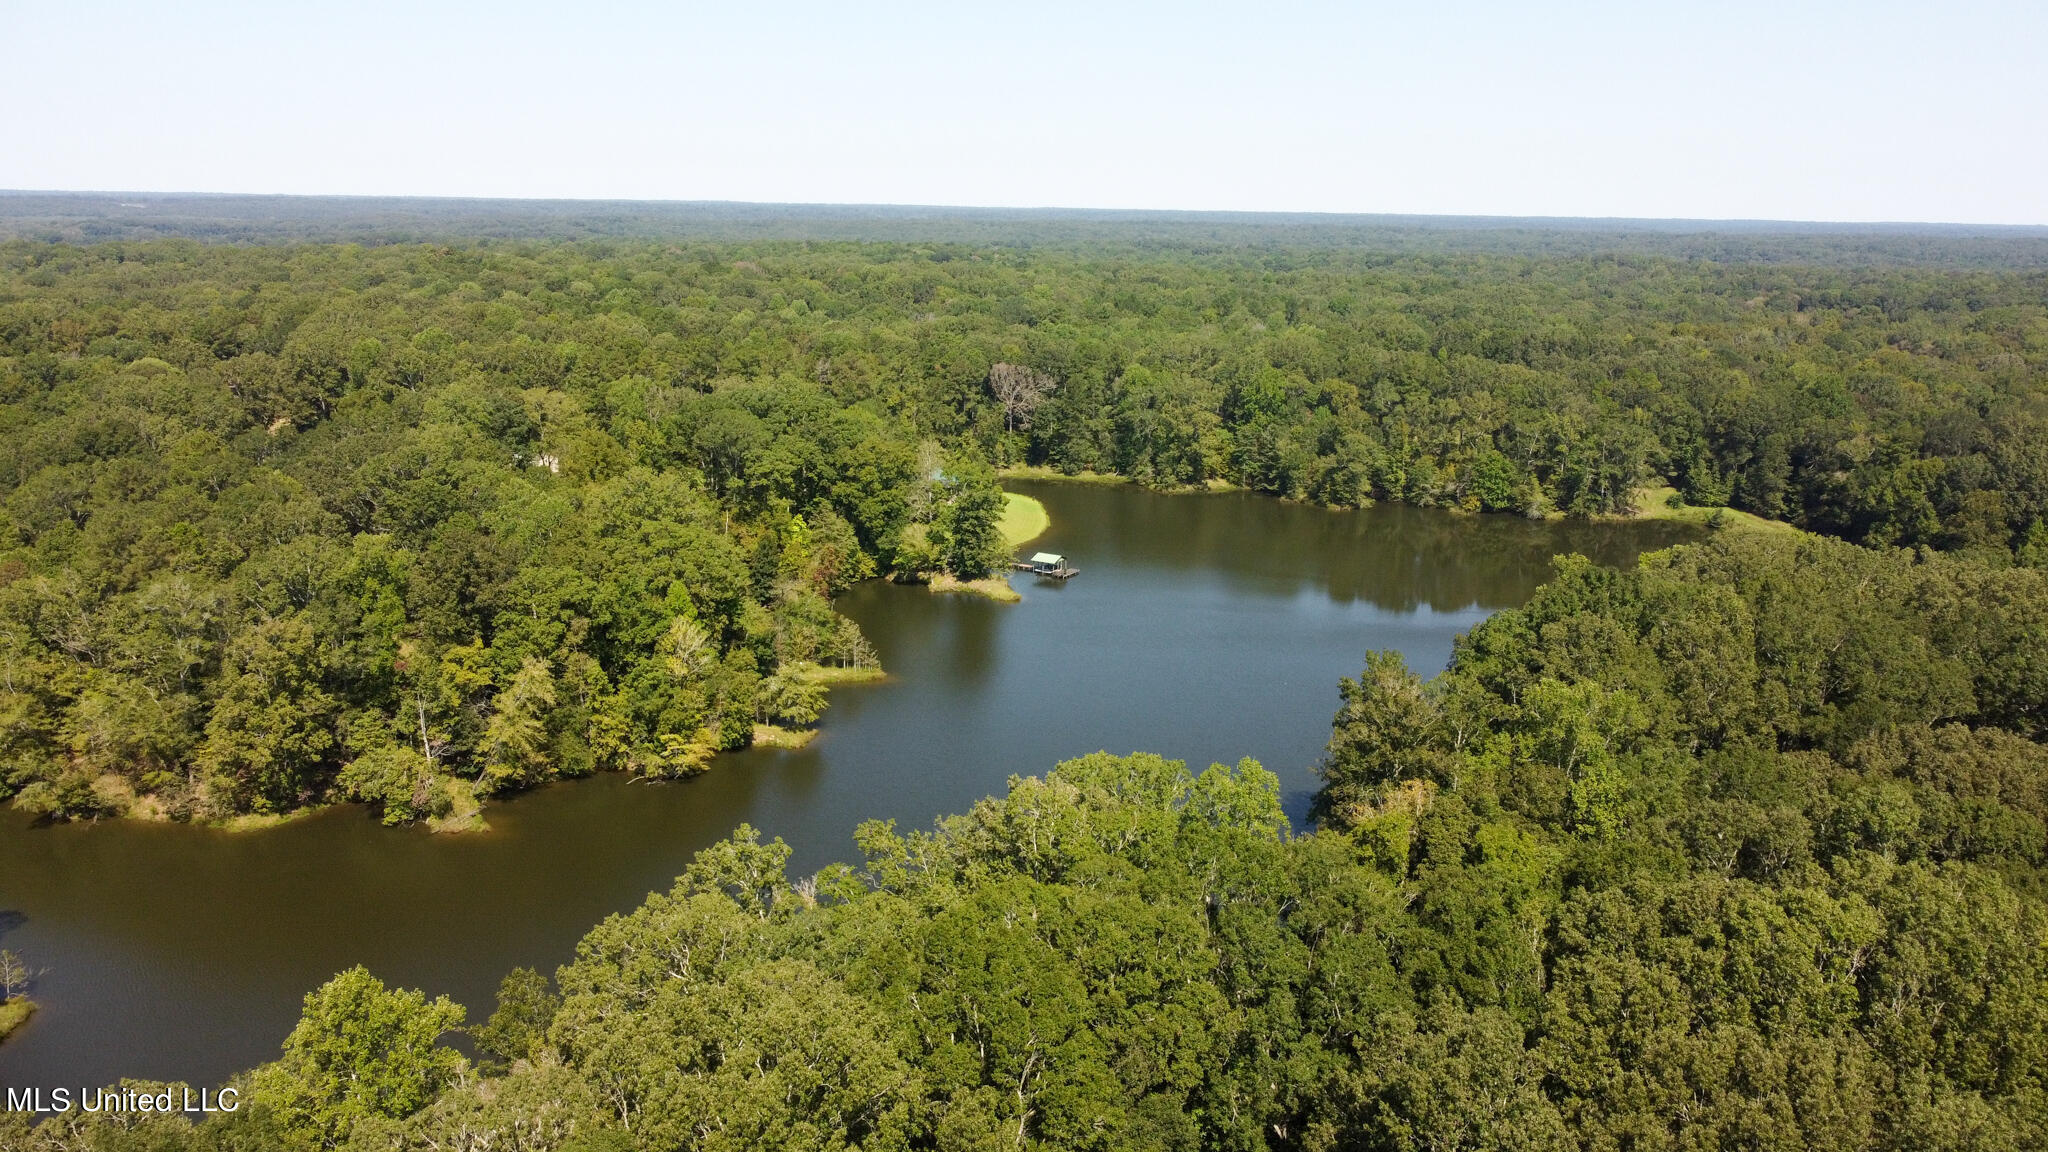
[
  {"xmin": 844, "ymin": 582, "xmax": 1005, "ymax": 693},
  {"xmin": 939, "ymin": 596, "xmax": 1003, "ymax": 688},
  {"xmin": 1025, "ymin": 482, "xmax": 1698, "ymax": 615},
  {"xmin": 1310, "ymin": 505, "xmax": 1701, "ymax": 612}
]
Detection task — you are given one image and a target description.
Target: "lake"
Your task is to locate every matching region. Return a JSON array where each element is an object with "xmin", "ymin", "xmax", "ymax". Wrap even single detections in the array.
[{"xmin": 0, "ymin": 481, "xmax": 1696, "ymax": 1093}]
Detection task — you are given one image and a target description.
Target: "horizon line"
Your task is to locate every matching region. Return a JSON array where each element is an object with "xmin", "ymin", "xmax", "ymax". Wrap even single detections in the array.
[{"xmin": 5, "ymin": 188, "xmax": 2046, "ymax": 234}]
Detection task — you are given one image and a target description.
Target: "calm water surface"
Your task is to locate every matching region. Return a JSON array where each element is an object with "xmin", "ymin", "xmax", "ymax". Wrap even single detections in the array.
[{"xmin": 0, "ymin": 482, "xmax": 1696, "ymax": 1092}]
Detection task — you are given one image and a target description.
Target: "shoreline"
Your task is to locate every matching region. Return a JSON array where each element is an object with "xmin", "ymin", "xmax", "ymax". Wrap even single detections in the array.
[
  {"xmin": 1000, "ymin": 465, "xmax": 1242, "ymax": 495},
  {"xmin": 893, "ymin": 488, "xmax": 1050, "ymax": 604},
  {"xmin": 997, "ymin": 464, "xmax": 1130, "ymax": 486},
  {"xmin": 5, "ymin": 657, "xmax": 890, "ymax": 836},
  {"xmin": 751, "ymin": 723, "xmax": 819, "ymax": 749},
  {"xmin": 926, "ymin": 572, "xmax": 1023, "ymax": 602},
  {"xmin": 789, "ymin": 661, "xmax": 887, "ymax": 686},
  {"xmin": 0, "ymin": 998, "xmax": 36, "ymax": 1045}
]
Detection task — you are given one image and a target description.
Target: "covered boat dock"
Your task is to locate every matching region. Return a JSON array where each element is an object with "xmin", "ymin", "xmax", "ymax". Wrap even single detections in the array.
[{"xmin": 1015, "ymin": 551, "xmax": 1078, "ymax": 579}]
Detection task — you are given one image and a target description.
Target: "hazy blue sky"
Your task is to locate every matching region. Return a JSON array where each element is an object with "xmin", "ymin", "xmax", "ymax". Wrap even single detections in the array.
[{"xmin": 5, "ymin": 0, "xmax": 2043, "ymax": 223}]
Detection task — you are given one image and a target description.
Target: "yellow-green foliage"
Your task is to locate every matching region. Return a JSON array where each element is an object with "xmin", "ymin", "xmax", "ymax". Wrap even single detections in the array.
[
  {"xmin": 927, "ymin": 573, "xmax": 1022, "ymax": 602},
  {"xmin": 786, "ymin": 661, "xmax": 886, "ymax": 686},
  {"xmin": 0, "ymin": 998, "xmax": 35, "ymax": 1043},
  {"xmin": 425, "ymin": 778, "xmax": 487, "ymax": 834},
  {"xmin": 750, "ymin": 724, "xmax": 818, "ymax": 749}
]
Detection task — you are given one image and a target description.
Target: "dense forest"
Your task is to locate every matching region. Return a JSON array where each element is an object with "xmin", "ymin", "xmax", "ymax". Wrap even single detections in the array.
[
  {"xmin": 3, "ymin": 232, "xmax": 2046, "ymax": 826},
  {"xmin": 8, "ymin": 530, "xmax": 2044, "ymax": 1151}
]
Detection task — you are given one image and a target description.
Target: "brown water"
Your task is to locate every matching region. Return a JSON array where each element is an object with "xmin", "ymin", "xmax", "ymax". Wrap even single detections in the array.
[{"xmin": 0, "ymin": 482, "xmax": 1697, "ymax": 1094}]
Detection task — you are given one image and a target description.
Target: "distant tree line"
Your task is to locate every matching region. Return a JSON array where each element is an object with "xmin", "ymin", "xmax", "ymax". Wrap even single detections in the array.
[{"xmin": 8, "ymin": 193, "xmax": 2048, "ymax": 268}]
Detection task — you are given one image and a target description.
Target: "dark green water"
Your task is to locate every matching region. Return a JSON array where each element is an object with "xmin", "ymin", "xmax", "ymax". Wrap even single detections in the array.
[{"xmin": 0, "ymin": 481, "xmax": 1696, "ymax": 1094}]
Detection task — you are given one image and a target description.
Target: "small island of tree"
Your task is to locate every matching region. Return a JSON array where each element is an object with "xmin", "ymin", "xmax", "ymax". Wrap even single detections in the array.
[{"xmin": 0, "ymin": 948, "xmax": 39, "ymax": 1045}]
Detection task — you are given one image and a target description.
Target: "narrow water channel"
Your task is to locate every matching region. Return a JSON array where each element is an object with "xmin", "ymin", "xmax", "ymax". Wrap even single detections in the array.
[{"xmin": 0, "ymin": 481, "xmax": 1698, "ymax": 1093}]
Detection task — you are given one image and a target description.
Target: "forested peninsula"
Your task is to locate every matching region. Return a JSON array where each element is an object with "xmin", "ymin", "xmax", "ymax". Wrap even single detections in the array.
[{"xmin": 4, "ymin": 232, "xmax": 2047, "ymax": 828}]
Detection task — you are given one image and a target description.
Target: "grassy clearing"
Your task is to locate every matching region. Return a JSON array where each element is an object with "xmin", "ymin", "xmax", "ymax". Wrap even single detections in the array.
[
  {"xmin": 929, "ymin": 573, "xmax": 1022, "ymax": 603},
  {"xmin": 788, "ymin": 661, "xmax": 887, "ymax": 685},
  {"xmin": 0, "ymin": 998, "xmax": 36, "ymax": 1044},
  {"xmin": 215, "ymin": 807, "xmax": 329, "ymax": 833},
  {"xmin": 999, "ymin": 492, "xmax": 1051, "ymax": 547},
  {"xmin": 1628, "ymin": 486, "xmax": 1800, "ymax": 535},
  {"xmin": 752, "ymin": 724, "xmax": 818, "ymax": 749}
]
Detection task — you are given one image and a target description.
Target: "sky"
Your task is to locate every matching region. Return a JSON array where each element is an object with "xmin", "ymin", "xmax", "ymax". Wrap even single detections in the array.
[{"xmin": 4, "ymin": 0, "xmax": 2044, "ymax": 224}]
